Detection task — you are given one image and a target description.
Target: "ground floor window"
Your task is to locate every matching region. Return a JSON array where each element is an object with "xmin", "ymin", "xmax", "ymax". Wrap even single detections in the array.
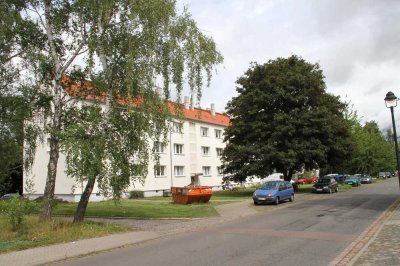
[
  {"xmin": 174, "ymin": 166, "xmax": 184, "ymax": 176},
  {"xmin": 202, "ymin": 166, "xmax": 211, "ymax": 176}
]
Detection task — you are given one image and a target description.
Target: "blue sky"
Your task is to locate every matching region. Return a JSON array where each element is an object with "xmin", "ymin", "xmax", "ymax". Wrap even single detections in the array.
[{"xmin": 177, "ymin": 0, "xmax": 400, "ymax": 130}]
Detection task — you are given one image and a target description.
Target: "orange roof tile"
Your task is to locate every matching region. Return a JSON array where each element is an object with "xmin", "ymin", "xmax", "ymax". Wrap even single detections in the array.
[
  {"xmin": 168, "ymin": 103, "xmax": 230, "ymax": 127},
  {"xmin": 61, "ymin": 75, "xmax": 230, "ymax": 127}
]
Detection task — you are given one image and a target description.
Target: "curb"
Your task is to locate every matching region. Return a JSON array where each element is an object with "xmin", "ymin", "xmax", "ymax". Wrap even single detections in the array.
[{"xmin": 329, "ymin": 197, "xmax": 400, "ymax": 266}]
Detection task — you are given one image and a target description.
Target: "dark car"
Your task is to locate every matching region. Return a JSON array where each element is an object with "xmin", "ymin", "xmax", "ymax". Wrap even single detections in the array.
[
  {"xmin": 312, "ymin": 177, "xmax": 338, "ymax": 193},
  {"xmin": 253, "ymin": 181, "xmax": 294, "ymax": 205}
]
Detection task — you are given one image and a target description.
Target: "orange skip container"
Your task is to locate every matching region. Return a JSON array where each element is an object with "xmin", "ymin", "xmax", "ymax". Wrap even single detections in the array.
[{"xmin": 171, "ymin": 186, "xmax": 213, "ymax": 204}]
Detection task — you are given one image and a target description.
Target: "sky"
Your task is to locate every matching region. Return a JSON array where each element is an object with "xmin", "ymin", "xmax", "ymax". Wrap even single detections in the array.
[{"xmin": 176, "ymin": 0, "xmax": 400, "ymax": 130}]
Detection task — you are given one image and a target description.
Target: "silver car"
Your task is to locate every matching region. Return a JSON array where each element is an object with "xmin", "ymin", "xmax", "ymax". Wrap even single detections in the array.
[{"xmin": 359, "ymin": 174, "xmax": 372, "ymax": 184}]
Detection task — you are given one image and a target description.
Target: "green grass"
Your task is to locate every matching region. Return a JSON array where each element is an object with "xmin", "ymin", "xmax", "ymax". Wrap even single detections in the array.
[
  {"xmin": 0, "ymin": 215, "xmax": 130, "ymax": 254},
  {"xmin": 53, "ymin": 199, "xmax": 219, "ymax": 219}
]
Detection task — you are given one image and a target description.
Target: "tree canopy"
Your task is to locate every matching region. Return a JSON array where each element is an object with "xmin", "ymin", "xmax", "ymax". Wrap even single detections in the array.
[
  {"xmin": 222, "ymin": 55, "xmax": 352, "ymax": 182},
  {"xmin": 342, "ymin": 120, "xmax": 396, "ymax": 175}
]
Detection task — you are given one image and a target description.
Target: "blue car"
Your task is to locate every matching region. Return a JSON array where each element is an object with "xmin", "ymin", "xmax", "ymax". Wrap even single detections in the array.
[
  {"xmin": 253, "ymin": 181, "xmax": 294, "ymax": 205},
  {"xmin": 345, "ymin": 175, "xmax": 361, "ymax": 186}
]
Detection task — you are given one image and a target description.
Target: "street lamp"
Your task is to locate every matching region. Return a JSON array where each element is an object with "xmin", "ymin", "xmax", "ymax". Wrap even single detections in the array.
[{"xmin": 384, "ymin": 91, "xmax": 400, "ymax": 189}]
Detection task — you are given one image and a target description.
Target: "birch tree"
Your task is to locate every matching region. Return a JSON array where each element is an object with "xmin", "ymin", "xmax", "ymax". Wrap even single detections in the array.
[{"xmin": 16, "ymin": 0, "xmax": 222, "ymax": 221}]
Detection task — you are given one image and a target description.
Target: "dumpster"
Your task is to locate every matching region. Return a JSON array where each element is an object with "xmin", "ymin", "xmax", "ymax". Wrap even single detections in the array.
[{"xmin": 171, "ymin": 186, "xmax": 213, "ymax": 204}]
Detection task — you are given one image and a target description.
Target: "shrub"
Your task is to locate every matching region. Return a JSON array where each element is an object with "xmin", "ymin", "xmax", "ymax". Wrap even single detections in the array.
[
  {"xmin": 129, "ymin": 190, "xmax": 144, "ymax": 199},
  {"xmin": 0, "ymin": 196, "xmax": 40, "ymax": 232}
]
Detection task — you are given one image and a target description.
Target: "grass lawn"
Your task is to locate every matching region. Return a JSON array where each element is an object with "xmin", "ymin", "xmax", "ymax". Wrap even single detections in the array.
[
  {"xmin": 0, "ymin": 215, "xmax": 130, "ymax": 254},
  {"xmin": 54, "ymin": 199, "xmax": 219, "ymax": 219}
]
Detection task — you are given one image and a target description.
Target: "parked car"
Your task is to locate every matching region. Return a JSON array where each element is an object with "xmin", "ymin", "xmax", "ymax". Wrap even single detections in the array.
[
  {"xmin": 295, "ymin": 176, "xmax": 318, "ymax": 185},
  {"xmin": 253, "ymin": 181, "xmax": 294, "ymax": 205},
  {"xmin": 222, "ymin": 181, "xmax": 239, "ymax": 191},
  {"xmin": 379, "ymin": 172, "xmax": 391, "ymax": 179},
  {"xmin": 260, "ymin": 173, "xmax": 284, "ymax": 184},
  {"xmin": 344, "ymin": 175, "xmax": 361, "ymax": 186},
  {"xmin": 359, "ymin": 174, "xmax": 372, "ymax": 184},
  {"xmin": 312, "ymin": 176, "xmax": 338, "ymax": 193}
]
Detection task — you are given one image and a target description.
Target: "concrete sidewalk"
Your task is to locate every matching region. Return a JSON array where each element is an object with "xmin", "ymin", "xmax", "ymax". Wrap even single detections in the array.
[{"xmin": 1, "ymin": 194, "xmax": 400, "ymax": 266}]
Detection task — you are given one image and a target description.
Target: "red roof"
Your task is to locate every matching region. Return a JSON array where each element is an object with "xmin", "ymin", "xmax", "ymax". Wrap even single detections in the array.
[
  {"xmin": 62, "ymin": 75, "xmax": 230, "ymax": 127},
  {"xmin": 168, "ymin": 103, "xmax": 230, "ymax": 127}
]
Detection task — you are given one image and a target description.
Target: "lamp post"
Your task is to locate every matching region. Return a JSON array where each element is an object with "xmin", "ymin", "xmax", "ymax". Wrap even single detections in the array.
[{"xmin": 384, "ymin": 91, "xmax": 400, "ymax": 189}]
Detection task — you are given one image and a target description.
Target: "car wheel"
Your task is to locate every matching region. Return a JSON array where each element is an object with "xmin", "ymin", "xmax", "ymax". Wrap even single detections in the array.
[
  {"xmin": 253, "ymin": 201, "xmax": 258, "ymax": 205},
  {"xmin": 275, "ymin": 197, "xmax": 279, "ymax": 205},
  {"xmin": 289, "ymin": 194, "xmax": 294, "ymax": 202}
]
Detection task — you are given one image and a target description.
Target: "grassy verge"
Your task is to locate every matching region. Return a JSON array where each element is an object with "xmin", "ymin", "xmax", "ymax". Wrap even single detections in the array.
[
  {"xmin": 0, "ymin": 215, "xmax": 130, "ymax": 254},
  {"xmin": 53, "ymin": 199, "xmax": 219, "ymax": 219}
]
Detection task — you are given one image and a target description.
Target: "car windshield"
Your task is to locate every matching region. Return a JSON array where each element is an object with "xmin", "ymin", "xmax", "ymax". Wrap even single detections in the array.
[
  {"xmin": 318, "ymin": 178, "xmax": 330, "ymax": 184},
  {"xmin": 261, "ymin": 182, "xmax": 280, "ymax": 190},
  {"xmin": 347, "ymin": 177, "xmax": 357, "ymax": 181}
]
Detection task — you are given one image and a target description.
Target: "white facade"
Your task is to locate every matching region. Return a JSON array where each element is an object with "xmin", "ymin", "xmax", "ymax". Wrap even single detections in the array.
[{"xmin": 24, "ymin": 104, "xmax": 229, "ymax": 202}]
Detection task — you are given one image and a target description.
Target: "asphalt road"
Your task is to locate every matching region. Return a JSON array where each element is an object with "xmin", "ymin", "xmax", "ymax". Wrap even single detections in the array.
[{"xmin": 57, "ymin": 178, "xmax": 400, "ymax": 266}]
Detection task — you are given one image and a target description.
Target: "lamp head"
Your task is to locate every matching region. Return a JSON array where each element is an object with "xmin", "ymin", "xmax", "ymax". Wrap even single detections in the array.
[{"xmin": 385, "ymin": 91, "xmax": 398, "ymax": 108}]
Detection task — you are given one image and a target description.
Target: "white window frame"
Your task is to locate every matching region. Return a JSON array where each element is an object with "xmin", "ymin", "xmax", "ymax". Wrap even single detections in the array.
[
  {"xmin": 153, "ymin": 141, "xmax": 165, "ymax": 153},
  {"xmin": 201, "ymin": 146, "xmax": 210, "ymax": 156},
  {"xmin": 173, "ymin": 144, "xmax": 184, "ymax": 155},
  {"xmin": 174, "ymin": 166, "xmax": 185, "ymax": 177},
  {"xmin": 154, "ymin": 165, "xmax": 166, "ymax": 177},
  {"xmin": 215, "ymin": 129, "xmax": 222, "ymax": 139},
  {"xmin": 200, "ymin": 127, "xmax": 209, "ymax": 137},
  {"xmin": 216, "ymin": 148, "xmax": 223, "ymax": 156},
  {"xmin": 172, "ymin": 122, "xmax": 183, "ymax": 134},
  {"xmin": 217, "ymin": 166, "xmax": 223, "ymax": 175},
  {"xmin": 202, "ymin": 166, "xmax": 211, "ymax": 176}
]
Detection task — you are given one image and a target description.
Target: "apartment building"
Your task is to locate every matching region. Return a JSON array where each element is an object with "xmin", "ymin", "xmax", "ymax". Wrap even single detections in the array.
[{"xmin": 24, "ymin": 92, "xmax": 230, "ymax": 202}]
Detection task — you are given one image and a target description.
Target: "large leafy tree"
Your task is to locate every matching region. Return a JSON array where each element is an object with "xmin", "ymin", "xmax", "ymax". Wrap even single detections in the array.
[
  {"xmin": 222, "ymin": 55, "xmax": 352, "ymax": 182},
  {"xmin": 343, "ymin": 121, "xmax": 395, "ymax": 175},
  {"xmin": 11, "ymin": 0, "xmax": 222, "ymax": 221}
]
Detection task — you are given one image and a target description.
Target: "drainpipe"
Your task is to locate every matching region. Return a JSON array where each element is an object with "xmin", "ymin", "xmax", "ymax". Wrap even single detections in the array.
[{"xmin": 169, "ymin": 127, "xmax": 173, "ymax": 189}]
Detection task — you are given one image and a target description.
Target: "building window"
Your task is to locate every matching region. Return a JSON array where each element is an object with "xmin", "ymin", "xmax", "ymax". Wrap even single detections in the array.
[
  {"xmin": 215, "ymin": 129, "xmax": 222, "ymax": 139},
  {"xmin": 174, "ymin": 166, "xmax": 184, "ymax": 176},
  {"xmin": 201, "ymin": 146, "xmax": 210, "ymax": 156},
  {"xmin": 154, "ymin": 165, "xmax": 166, "ymax": 177},
  {"xmin": 203, "ymin": 166, "xmax": 211, "ymax": 176},
  {"xmin": 174, "ymin": 144, "xmax": 184, "ymax": 155},
  {"xmin": 217, "ymin": 166, "xmax": 223, "ymax": 175},
  {"xmin": 200, "ymin": 127, "xmax": 209, "ymax": 137},
  {"xmin": 216, "ymin": 148, "xmax": 223, "ymax": 156},
  {"xmin": 153, "ymin": 141, "xmax": 165, "ymax": 153},
  {"xmin": 172, "ymin": 122, "xmax": 183, "ymax": 133},
  {"xmin": 202, "ymin": 166, "xmax": 211, "ymax": 176}
]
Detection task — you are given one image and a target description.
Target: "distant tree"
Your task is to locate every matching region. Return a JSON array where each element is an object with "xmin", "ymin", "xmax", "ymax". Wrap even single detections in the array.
[
  {"xmin": 10, "ymin": 0, "xmax": 222, "ymax": 222},
  {"xmin": 222, "ymin": 55, "xmax": 352, "ymax": 182},
  {"xmin": 343, "ymin": 121, "xmax": 396, "ymax": 175}
]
